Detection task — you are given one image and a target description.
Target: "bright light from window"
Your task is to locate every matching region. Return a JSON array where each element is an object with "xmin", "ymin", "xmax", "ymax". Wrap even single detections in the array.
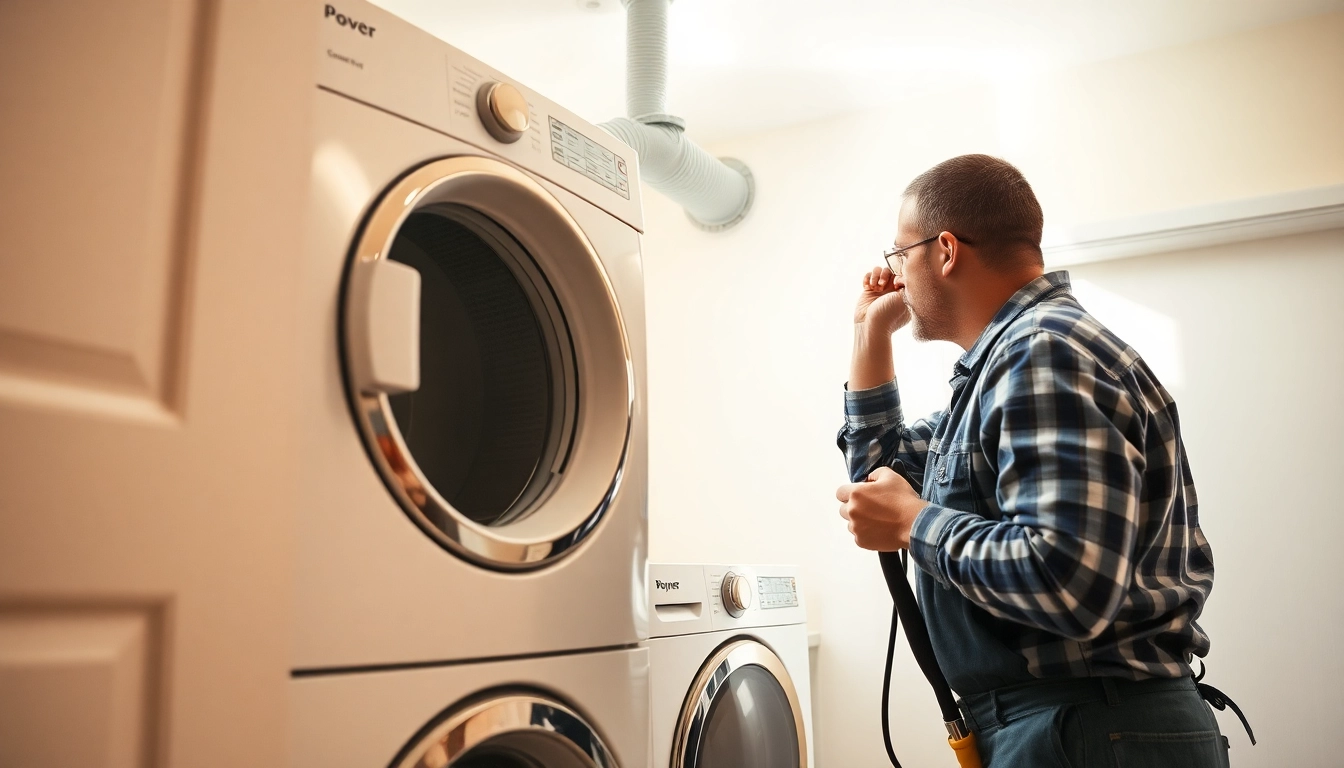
[{"xmin": 1070, "ymin": 277, "xmax": 1184, "ymax": 388}]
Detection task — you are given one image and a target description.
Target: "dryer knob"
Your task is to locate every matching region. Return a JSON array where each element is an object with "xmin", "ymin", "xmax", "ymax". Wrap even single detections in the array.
[
  {"xmin": 476, "ymin": 81, "xmax": 530, "ymax": 143},
  {"xmin": 721, "ymin": 572, "xmax": 752, "ymax": 617}
]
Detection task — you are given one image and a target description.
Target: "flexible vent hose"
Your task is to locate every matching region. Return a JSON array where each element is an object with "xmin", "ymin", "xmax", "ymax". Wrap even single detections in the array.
[
  {"xmin": 600, "ymin": 0, "xmax": 754, "ymax": 231},
  {"xmin": 600, "ymin": 118, "xmax": 751, "ymax": 229},
  {"xmin": 623, "ymin": 0, "xmax": 672, "ymax": 123}
]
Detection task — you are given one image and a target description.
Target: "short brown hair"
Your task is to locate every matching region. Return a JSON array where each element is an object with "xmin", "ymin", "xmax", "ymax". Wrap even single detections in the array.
[{"xmin": 904, "ymin": 154, "xmax": 1043, "ymax": 266}]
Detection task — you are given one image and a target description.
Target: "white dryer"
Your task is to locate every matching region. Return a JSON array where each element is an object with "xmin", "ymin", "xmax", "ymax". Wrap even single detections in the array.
[
  {"xmin": 648, "ymin": 563, "xmax": 814, "ymax": 768},
  {"xmin": 291, "ymin": 645, "xmax": 650, "ymax": 768},
  {"xmin": 295, "ymin": 0, "xmax": 648, "ymax": 671}
]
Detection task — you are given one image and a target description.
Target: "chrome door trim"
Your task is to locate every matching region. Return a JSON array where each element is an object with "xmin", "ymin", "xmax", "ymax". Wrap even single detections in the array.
[
  {"xmin": 391, "ymin": 692, "xmax": 617, "ymax": 768},
  {"xmin": 673, "ymin": 638, "xmax": 809, "ymax": 768},
  {"xmin": 341, "ymin": 155, "xmax": 632, "ymax": 570}
]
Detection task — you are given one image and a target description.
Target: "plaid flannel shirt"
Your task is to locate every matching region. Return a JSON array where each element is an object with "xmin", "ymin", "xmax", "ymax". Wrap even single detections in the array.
[{"xmin": 840, "ymin": 271, "xmax": 1214, "ymax": 680}]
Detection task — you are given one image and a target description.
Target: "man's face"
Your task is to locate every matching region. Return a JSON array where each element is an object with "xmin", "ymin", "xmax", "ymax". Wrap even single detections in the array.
[{"xmin": 895, "ymin": 198, "xmax": 953, "ymax": 343}]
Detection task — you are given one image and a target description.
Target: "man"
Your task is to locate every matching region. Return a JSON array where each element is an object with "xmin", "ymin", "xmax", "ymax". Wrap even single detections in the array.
[{"xmin": 836, "ymin": 154, "xmax": 1240, "ymax": 765}]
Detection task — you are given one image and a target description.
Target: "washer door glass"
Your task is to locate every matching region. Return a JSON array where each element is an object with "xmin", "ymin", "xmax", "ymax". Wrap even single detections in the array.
[
  {"xmin": 343, "ymin": 156, "xmax": 632, "ymax": 570},
  {"xmin": 698, "ymin": 665, "xmax": 800, "ymax": 768},
  {"xmin": 677, "ymin": 640, "xmax": 808, "ymax": 768}
]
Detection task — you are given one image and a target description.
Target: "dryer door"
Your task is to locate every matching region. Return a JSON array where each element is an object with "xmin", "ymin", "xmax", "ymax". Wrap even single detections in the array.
[
  {"xmin": 342, "ymin": 155, "xmax": 632, "ymax": 571},
  {"xmin": 392, "ymin": 692, "xmax": 618, "ymax": 768},
  {"xmin": 674, "ymin": 639, "xmax": 809, "ymax": 768}
]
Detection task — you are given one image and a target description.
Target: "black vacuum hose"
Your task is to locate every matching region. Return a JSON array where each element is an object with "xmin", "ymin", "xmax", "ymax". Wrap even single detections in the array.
[
  {"xmin": 878, "ymin": 547, "xmax": 968, "ymax": 767},
  {"xmin": 879, "ymin": 552, "xmax": 905, "ymax": 768}
]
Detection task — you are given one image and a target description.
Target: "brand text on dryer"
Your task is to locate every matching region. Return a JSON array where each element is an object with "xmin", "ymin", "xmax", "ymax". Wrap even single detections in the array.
[
  {"xmin": 655, "ymin": 580, "xmax": 680, "ymax": 591},
  {"xmin": 325, "ymin": 5, "xmax": 376, "ymax": 37}
]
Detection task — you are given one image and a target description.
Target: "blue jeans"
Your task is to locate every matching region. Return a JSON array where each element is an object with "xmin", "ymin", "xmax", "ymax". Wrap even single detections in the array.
[{"xmin": 960, "ymin": 676, "xmax": 1231, "ymax": 768}]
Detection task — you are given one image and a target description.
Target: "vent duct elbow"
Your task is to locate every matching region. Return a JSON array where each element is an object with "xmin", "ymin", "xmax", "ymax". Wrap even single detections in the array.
[
  {"xmin": 600, "ymin": 0, "xmax": 754, "ymax": 231},
  {"xmin": 600, "ymin": 118, "xmax": 754, "ymax": 231}
]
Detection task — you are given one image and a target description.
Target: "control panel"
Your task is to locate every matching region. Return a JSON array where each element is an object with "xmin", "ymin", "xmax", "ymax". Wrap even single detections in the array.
[
  {"xmin": 549, "ymin": 118, "xmax": 630, "ymax": 199},
  {"xmin": 648, "ymin": 563, "xmax": 805, "ymax": 637},
  {"xmin": 313, "ymin": 0, "xmax": 643, "ymax": 231},
  {"xmin": 758, "ymin": 575, "xmax": 799, "ymax": 609}
]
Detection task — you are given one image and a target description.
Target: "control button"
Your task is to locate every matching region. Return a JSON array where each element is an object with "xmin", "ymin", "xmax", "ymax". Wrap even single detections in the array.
[
  {"xmin": 720, "ymin": 571, "xmax": 752, "ymax": 617},
  {"xmin": 475, "ymin": 81, "xmax": 530, "ymax": 144}
]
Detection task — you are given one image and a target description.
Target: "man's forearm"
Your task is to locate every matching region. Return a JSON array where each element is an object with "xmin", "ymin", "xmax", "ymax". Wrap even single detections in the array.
[
  {"xmin": 909, "ymin": 503, "xmax": 1130, "ymax": 642},
  {"xmin": 850, "ymin": 322, "xmax": 896, "ymax": 390}
]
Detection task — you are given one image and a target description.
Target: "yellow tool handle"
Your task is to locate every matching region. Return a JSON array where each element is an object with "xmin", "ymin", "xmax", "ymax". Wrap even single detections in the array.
[{"xmin": 949, "ymin": 732, "xmax": 982, "ymax": 768}]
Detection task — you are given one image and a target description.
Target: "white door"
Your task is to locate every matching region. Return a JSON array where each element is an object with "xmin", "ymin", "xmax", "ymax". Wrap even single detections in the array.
[{"xmin": 0, "ymin": 2, "xmax": 314, "ymax": 766}]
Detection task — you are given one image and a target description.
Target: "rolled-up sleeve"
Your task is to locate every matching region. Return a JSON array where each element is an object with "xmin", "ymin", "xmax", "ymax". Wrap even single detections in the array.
[{"xmin": 837, "ymin": 379, "xmax": 942, "ymax": 487}]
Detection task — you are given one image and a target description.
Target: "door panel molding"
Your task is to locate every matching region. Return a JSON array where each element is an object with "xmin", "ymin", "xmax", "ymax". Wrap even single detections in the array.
[
  {"xmin": 0, "ymin": 0, "xmax": 215, "ymax": 422},
  {"xmin": 0, "ymin": 601, "xmax": 166, "ymax": 768}
]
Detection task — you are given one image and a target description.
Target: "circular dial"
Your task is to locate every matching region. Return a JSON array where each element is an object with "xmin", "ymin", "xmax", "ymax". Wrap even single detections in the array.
[
  {"xmin": 721, "ymin": 572, "xmax": 753, "ymax": 617},
  {"xmin": 476, "ymin": 81, "xmax": 530, "ymax": 143}
]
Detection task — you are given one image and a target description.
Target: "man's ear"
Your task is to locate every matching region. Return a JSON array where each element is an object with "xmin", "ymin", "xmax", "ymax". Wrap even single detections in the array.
[{"xmin": 938, "ymin": 231, "xmax": 959, "ymax": 277}]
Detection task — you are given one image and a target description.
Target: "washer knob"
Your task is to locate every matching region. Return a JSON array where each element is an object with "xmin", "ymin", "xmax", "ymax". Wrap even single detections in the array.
[
  {"xmin": 721, "ymin": 572, "xmax": 752, "ymax": 617},
  {"xmin": 476, "ymin": 81, "xmax": 530, "ymax": 143}
]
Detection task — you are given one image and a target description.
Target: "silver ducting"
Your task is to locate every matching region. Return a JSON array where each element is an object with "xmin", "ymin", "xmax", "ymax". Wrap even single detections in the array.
[{"xmin": 600, "ymin": 0, "xmax": 754, "ymax": 232}]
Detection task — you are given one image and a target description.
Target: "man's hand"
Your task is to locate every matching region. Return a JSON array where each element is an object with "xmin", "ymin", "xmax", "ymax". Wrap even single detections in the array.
[
  {"xmin": 853, "ymin": 266, "xmax": 910, "ymax": 334},
  {"xmin": 836, "ymin": 466, "xmax": 925, "ymax": 551}
]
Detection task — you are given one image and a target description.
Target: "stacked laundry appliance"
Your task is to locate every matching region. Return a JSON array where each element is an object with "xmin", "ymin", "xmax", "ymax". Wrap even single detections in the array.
[
  {"xmin": 291, "ymin": 2, "xmax": 651, "ymax": 765},
  {"xmin": 646, "ymin": 563, "xmax": 815, "ymax": 768}
]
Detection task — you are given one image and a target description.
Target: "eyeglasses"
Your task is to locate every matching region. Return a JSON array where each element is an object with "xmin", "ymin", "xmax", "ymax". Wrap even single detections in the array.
[
  {"xmin": 882, "ymin": 235, "xmax": 938, "ymax": 276},
  {"xmin": 882, "ymin": 233, "xmax": 974, "ymax": 275}
]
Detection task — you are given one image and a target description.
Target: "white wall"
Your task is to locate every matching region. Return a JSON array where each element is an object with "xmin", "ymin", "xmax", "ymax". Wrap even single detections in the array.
[
  {"xmin": 639, "ymin": 10, "xmax": 1344, "ymax": 767},
  {"xmin": 1000, "ymin": 11, "xmax": 1344, "ymax": 230}
]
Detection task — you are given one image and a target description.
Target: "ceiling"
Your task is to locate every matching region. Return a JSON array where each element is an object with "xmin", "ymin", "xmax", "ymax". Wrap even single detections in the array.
[{"xmin": 375, "ymin": 0, "xmax": 1343, "ymax": 143}]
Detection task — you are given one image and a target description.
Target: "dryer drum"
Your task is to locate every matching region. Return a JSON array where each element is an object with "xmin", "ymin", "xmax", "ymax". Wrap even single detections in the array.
[
  {"xmin": 342, "ymin": 156, "xmax": 633, "ymax": 571},
  {"xmin": 386, "ymin": 205, "xmax": 575, "ymax": 527}
]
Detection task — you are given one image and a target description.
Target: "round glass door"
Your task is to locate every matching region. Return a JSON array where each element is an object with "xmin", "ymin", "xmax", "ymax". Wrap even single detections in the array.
[
  {"xmin": 384, "ymin": 205, "xmax": 571, "ymax": 526},
  {"xmin": 342, "ymin": 156, "xmax": 632, "ymax": 570},
  {"xmin": 391, "ymin": 692, "xmax": 617, "ymax": 768},
  {"xmin": 675, "ymin": 639, "xmax": 808, "ymax": 768}
]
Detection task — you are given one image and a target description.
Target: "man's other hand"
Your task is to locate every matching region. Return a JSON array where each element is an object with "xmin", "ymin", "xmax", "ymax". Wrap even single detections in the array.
[{"xmin": 836, "ymin": 466, "xmax": 924, "ymax": 551}]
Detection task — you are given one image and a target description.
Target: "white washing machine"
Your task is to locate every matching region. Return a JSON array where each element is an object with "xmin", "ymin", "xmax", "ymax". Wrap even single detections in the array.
[
  {"xmin": 291, "ymin": 645, "xmax": 650, "ymax": 768},
  {"xmin": 648, "ymin": 564, "xmax": 814, "ymax": 768},
  {"xmin": 294, "ymin": 0, "xmax": 648, "ymax": 671}
]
